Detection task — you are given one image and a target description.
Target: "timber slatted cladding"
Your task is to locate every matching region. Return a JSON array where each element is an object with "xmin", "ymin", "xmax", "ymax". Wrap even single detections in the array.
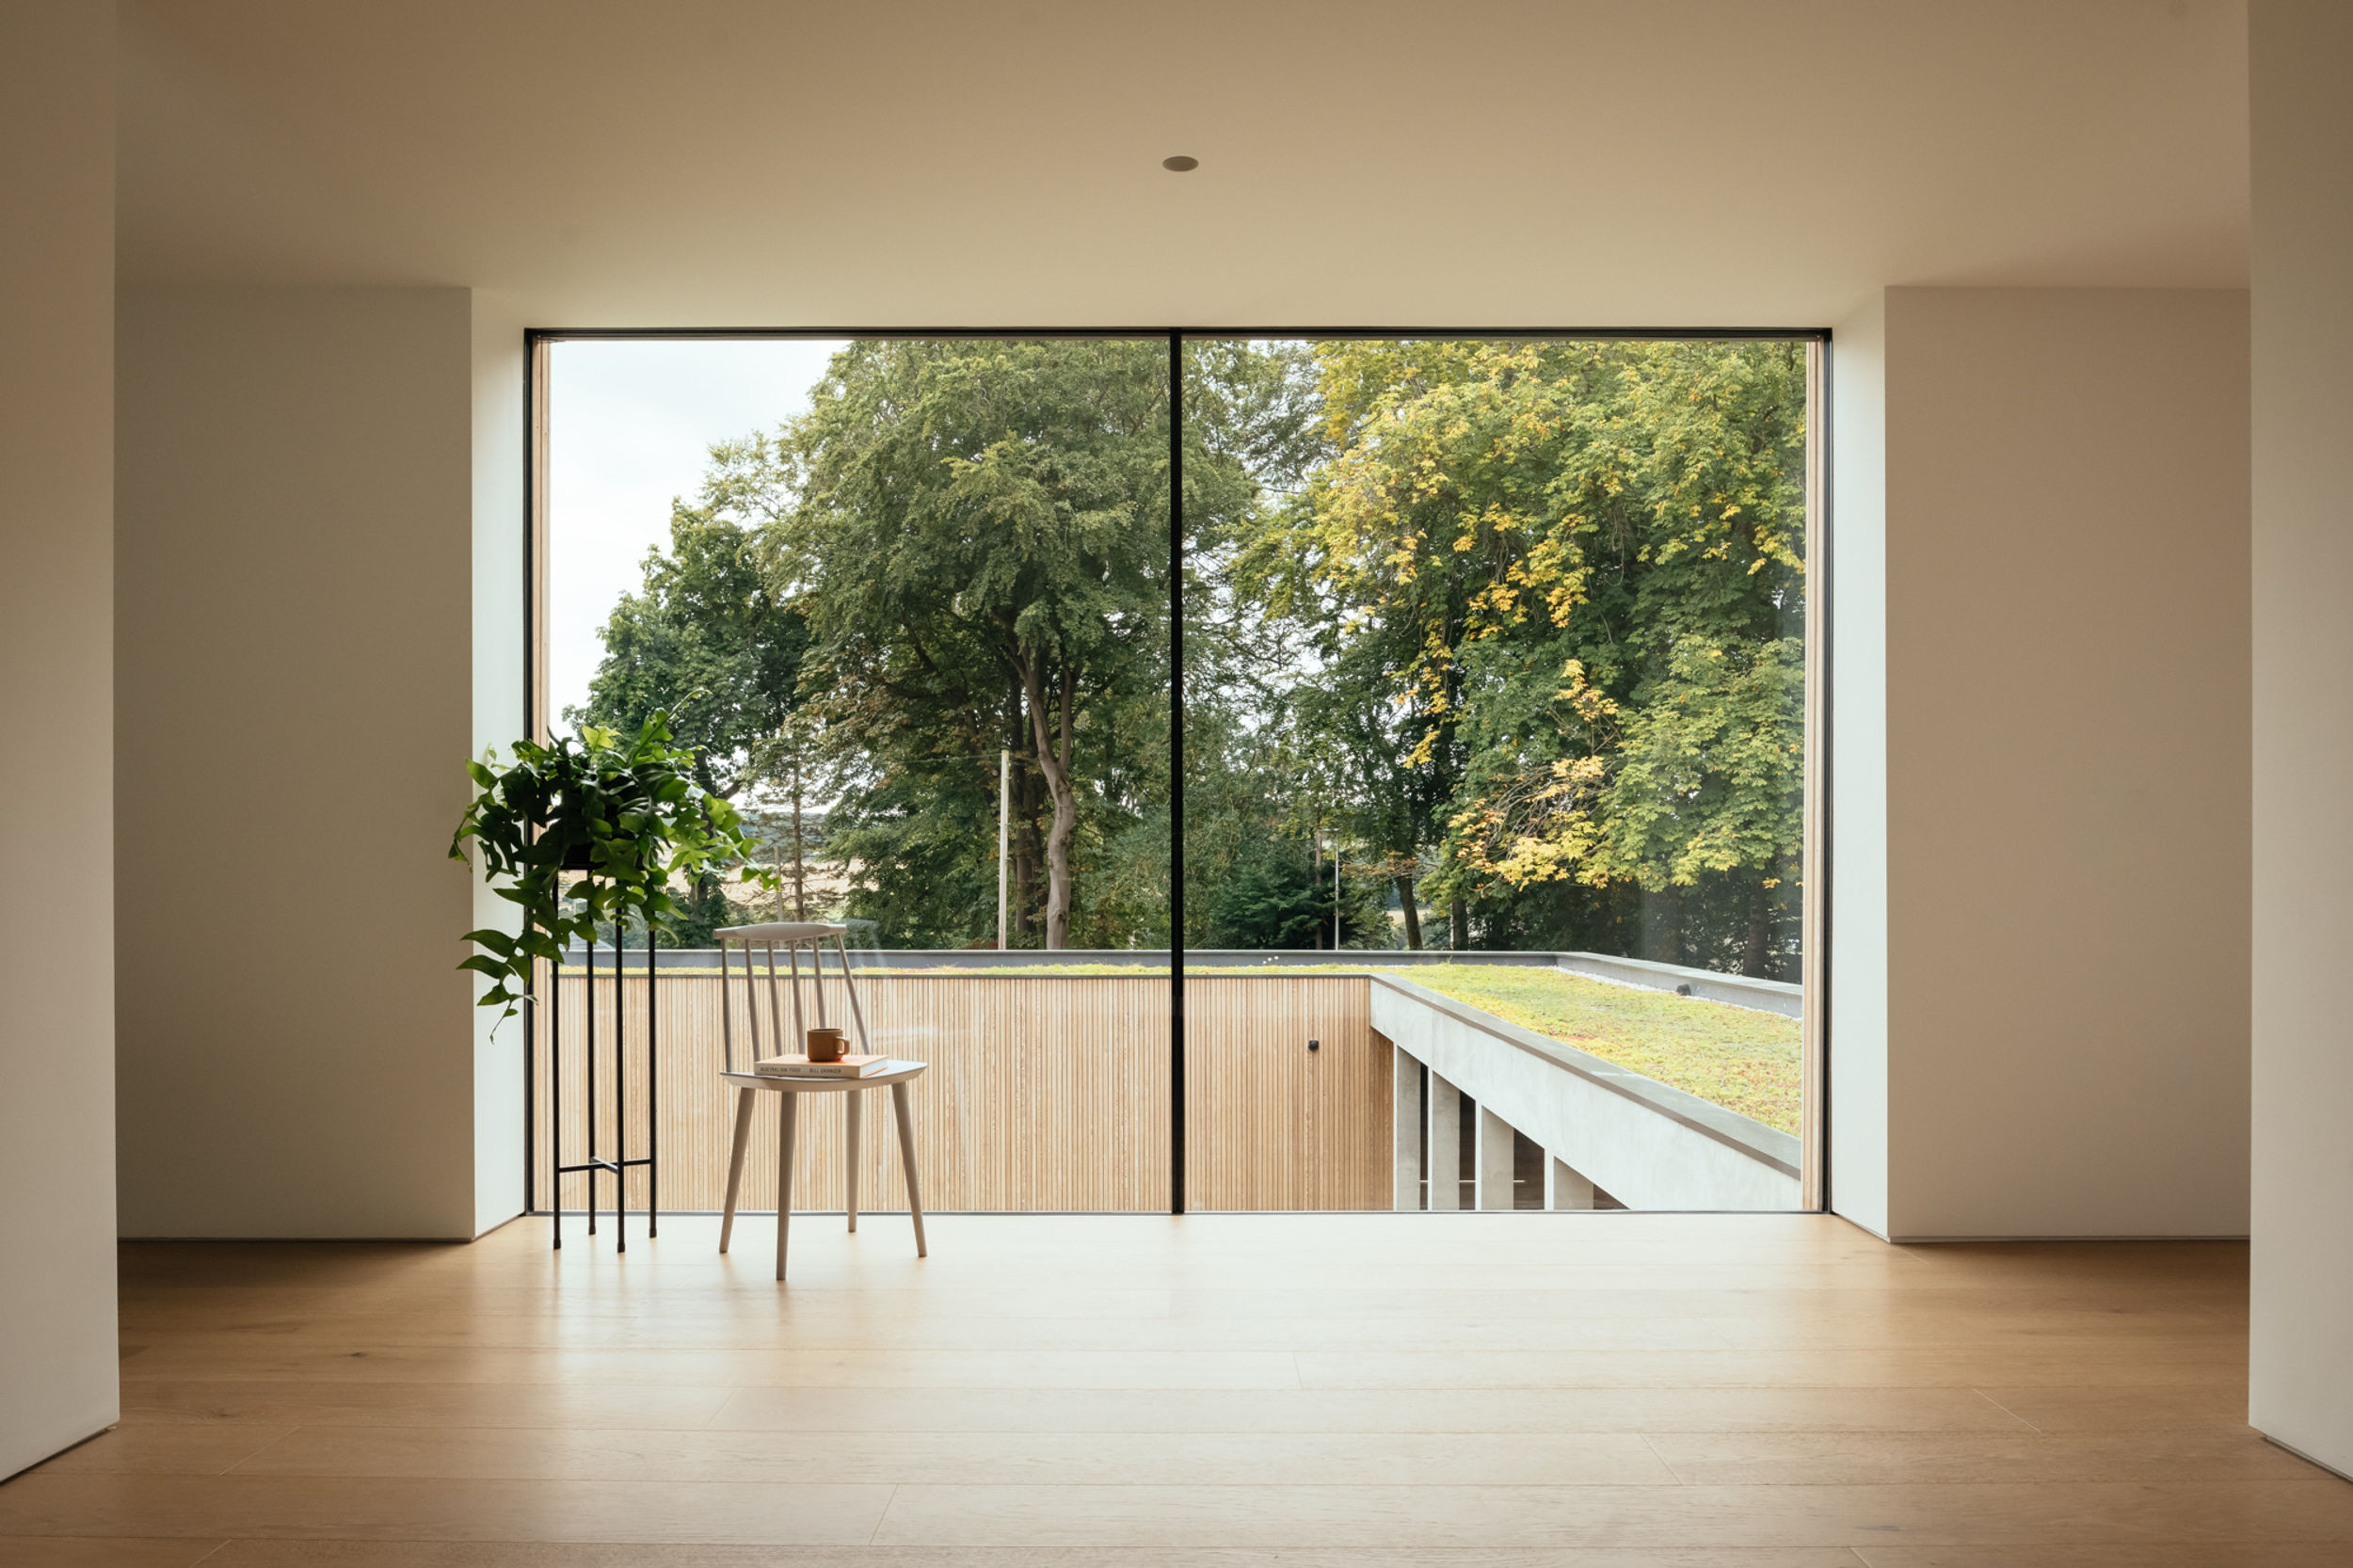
[{"xmin": 537, "ymin": 973, "xmax": 1390, "ymax": 1213}]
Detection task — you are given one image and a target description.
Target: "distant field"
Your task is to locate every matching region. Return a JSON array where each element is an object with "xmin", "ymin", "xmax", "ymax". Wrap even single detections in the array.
[{"xmin": 796, "ymin": 957, "xmax": 1802, "ymax": 1135}]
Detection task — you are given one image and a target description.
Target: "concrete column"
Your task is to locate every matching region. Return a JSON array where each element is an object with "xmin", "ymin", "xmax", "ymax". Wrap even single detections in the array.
[
  {"xmin": 1545, "ymin": 1155, "xmax": 1596, "ymax": 1210},
  {"xmin": 1476, "ymin": 1106, "xmax": 1516, "ymax": 1210},
  {"xmin": 1425, "ymin": 1070, "xmax": 1461, "ymax": 1211},
  {"xmin": 0, "ymin": 0, "xmax": 120, "ymax": 1482},
  {"xmin": 1391, "ymin": 1045, "xmax": 1421, "ymax": 1211},
  {"xmin": 2252, "ymin": 0, "xmax": 2353, "ymax": 1474}
]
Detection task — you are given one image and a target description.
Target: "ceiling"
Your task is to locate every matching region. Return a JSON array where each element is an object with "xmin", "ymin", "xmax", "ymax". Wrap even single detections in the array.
[{"xmin": 118, "ymin": 0, "xmax": 2250, "ymax": 328}]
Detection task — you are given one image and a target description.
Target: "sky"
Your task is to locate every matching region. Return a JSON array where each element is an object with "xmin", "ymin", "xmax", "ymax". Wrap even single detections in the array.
[{"xmin": 546, "ymin": 337, "xmax": 848, "ymax": 730}]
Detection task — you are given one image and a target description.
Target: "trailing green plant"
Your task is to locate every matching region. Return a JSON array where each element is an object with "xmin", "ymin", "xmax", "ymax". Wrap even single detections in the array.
[{"xmin": 451, "ymin": 709, "xmax": 769, "ymax": 1025}]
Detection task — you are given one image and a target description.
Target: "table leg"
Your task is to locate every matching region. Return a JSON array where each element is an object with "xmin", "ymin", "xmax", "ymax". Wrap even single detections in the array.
[
  {"xmin": 845, "ymin": 1088, "xmax": 862, "ymax": 1234},
  {"xmin": 776, "ymin": 1092, "xmax": 798, "ymax": 1282},
  {"xmin": 718, "ymin": 1087, "xmax": 756, "ymax": 1254},
  {"xmin": 891, "ymin": 1079, "xmax": 927, "ymax": 1258}
]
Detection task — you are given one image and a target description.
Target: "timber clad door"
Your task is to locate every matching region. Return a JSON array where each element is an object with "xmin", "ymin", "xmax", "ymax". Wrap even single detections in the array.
[
  {"xmin": 1184, "ymin": 975, "xmax": 1391, "ymax": 1211},
  {"xmin": 1305, "ymin": 981, "xmax": 1391, "ymax": 1210},
  {"xmin": 1183, "ymin": 977, "xmax": 1311, "ymax": 1210}
]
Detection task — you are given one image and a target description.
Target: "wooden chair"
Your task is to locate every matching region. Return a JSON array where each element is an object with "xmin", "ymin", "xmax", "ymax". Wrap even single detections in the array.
[{"xmin": 712, "ymin": 921, "xmax": 928, "ymax": 1281}]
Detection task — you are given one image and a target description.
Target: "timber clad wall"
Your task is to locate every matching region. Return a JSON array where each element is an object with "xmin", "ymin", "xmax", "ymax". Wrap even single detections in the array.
[{"xmin": 539, "ymin": 973, "xmax": 1389, "ymax": 1214}]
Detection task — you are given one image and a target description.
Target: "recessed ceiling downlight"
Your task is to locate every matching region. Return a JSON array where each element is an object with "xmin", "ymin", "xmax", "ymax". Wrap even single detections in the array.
[{"xmin": 1161, "ymin": 155, "xmax": 1199, "ymax": 171}]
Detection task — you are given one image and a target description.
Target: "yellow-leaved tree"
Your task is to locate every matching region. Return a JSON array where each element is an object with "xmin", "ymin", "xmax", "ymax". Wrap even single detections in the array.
[{"xmin": 1238, "ymin": 339, "xmax": 1808, "ymax": 973}]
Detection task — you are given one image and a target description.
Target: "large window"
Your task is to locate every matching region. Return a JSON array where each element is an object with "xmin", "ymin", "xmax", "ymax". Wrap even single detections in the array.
[{"xmin": 531, "ymin": 330, "xmax": 1820, "ymax": 1219}]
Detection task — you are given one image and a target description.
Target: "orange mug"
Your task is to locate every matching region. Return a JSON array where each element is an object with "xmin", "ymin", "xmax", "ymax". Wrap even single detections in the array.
[{"xmin": 806, "ymin": 1026, "xmax": 846, "ymax": 1064}]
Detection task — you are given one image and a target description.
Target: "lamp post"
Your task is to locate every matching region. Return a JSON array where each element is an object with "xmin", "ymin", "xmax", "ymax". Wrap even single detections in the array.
[
  {"xmin": 998, "ymin": 748, "xmax": 1010, "ymax": 951},
  {"xmin": 1335, "ymin": 844, "xmax": 1343, "ymax": 952}
]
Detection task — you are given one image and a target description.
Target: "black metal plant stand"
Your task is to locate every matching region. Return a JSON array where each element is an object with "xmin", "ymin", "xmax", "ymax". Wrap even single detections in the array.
[{"xmin": 548, "ymin": 872, "xmax": 660, "ymax": 1249}]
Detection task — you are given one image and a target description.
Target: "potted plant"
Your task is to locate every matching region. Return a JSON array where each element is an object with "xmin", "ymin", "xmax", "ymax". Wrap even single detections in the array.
[{"xmin": 451, "ymin": 708, "xmax": 767, "ymax": 1024}]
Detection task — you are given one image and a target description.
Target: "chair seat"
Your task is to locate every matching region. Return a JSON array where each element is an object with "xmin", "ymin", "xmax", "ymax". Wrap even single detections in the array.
[{"xmin": 718, "ymin": 1060, "xmax": 927, "ymax": 1093}]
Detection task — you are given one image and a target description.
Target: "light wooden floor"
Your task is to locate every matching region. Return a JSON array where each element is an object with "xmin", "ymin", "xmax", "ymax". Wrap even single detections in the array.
[{"xmin": 4, "ymin": 1213, "xmax": 2348, "ymax": 1566}]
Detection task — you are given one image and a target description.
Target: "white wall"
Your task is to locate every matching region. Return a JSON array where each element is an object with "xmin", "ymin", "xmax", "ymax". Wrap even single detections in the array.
[
  {"xmin": 116, "ymin": 286, "xmax": 482, "ymax": 1239},
  {"xmin": 0, "ymin": 0, "xmax": 121, "ymax": 1480},
  {"xmin": 2248, "ymin": 0, "xmax": 2353, "ymax": 1480},
  {"xmin": 471, "ymin": 295, "xmax": 529, "ymax": 1236},
  {"xmin": 1828, "ymin": 294, "xmax": 1891, "ymax": 1239},
  {"xmin": 1833, "ymin": 287, "xmax": 2251, "ymax": 1242}
]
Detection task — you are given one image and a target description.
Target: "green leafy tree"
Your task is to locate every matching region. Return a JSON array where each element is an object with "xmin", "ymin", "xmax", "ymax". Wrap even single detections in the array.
[
  {"xmin": 565, "ymin": 338, "xmax": 1805, "ymax": 968},
  {"xmin": 729, "ymin": 340, "xmax": 1173, "ymax": 949},
  {"xmin": 1176, "ymin": 342, "xmax": 1337, "ymax": 948},
  {"xmin": 1205, "ymin": 840, "xmax": 1386, "ymax": 951},
  {"xmin": 574, "ymin": 504, "xmax": 809, "ymax": 800},
  {"xmin": 1239, "ymin": 339, "xmax": 1808, "ymax": 974},
  {"xmin": 743, "ymin": 709, "xmax": 829, "ymax": 923}
]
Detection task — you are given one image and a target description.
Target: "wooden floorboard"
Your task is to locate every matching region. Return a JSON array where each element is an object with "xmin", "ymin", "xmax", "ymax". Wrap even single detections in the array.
[{"xmin": 4, "ymin": 1214, "xmax": 2345, "ymax": 1563}]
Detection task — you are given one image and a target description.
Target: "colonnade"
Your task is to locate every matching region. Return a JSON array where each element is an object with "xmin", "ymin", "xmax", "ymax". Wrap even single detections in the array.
[{"xmin": 1390, "ymin": 1043, "xmax": 1602, "ymax": 1211}]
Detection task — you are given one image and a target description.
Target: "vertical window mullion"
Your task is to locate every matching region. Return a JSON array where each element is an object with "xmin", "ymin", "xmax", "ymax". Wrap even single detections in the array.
[{"xmin": 1169, "ymin": 330, "xmax": 1186, "ymax": 1215}]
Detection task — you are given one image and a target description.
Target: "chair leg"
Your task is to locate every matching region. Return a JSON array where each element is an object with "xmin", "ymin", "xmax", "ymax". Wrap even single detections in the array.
[
  {"xmin": 845, "ymin": 1088, "xmax": 861, "ymax": 1234},
  {"xmin": 891, "ymin": 1079, "xmax": 927, "ymax": 1258},
  {"xmin": 718, "ymin": 1087, "xmax": 756, "ymax": 1254},
  {"xmin": 776, "ymin": 1093, "xmax": 799, "ymax": 1282}
]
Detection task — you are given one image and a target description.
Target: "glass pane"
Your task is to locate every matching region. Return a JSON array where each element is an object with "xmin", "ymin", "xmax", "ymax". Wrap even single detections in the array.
[
  {"xmin": 542, "ymin": 337, "xmax": 1172, "ymax": 1215},
  {"xmin": 1181, "ymin": 337, "xmax": 1811, "ymax": 1211}
]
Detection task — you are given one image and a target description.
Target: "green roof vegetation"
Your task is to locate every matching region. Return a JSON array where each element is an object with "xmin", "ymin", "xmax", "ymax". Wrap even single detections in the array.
[
  {"xmin": 726, "ymin": 958, "xmax": 1802, "ymax": 1134},
  {"xmin": 1360, "ymin": 965, "xmax": 1801, "ymax": 1136}
]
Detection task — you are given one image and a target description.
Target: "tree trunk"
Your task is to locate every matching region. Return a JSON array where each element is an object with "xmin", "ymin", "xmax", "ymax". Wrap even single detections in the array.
[
  {"xmin": 1022, "ymin": 657, "xmax": 1079, "ymax": 950},
  {"xmin": 1013, "ymin": 763, "xmax": 1036, "ymax": 943},
  {"xmin": 1007, "ymin": 692, "xmax": 1035, "ymax": 943},
  {"xmin": 1396, "ymin": 873, "xmax": 1422, "ymax": 950},
  {"xmin": 1449, "ymin": 897, "xmax": 1468, "ymax": 952}
]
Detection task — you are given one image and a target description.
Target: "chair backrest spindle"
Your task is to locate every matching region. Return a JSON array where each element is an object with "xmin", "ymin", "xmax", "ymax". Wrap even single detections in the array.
[
  {"xmin": 717, "ymin": 940, "xmax": 737, "ymax": 1073},
  {"xmin": 785, "ymin": 941, "xmax": 805, "ymax": 1056},
  {"xmin": 815, "ymin": 936, "xmax": 834, "ymax": 1029},
  {"xmin": 711, "ymin": 922, "xmax": 858, "ymax": 1072},
  {"xmin": 758, "ymin": 943, "xmax": 776, "ymax": 1058},
  {"xmin": 836, "ymin": 935, "xmax": 874, "ymax": 1054}
]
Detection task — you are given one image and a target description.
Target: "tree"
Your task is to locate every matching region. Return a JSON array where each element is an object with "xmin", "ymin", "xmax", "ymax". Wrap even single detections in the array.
[
  {"xmin": 1282, "ymin": 631, "xmax": 1461, "ymax": 948},
  {"xmin": 744, "ymin": 709, "xmax": 826, "ymax": 922},
  {"xmin": 1205, "ymin": 842, "xmax": 1384, "ymax": 950},
  {"xmin": 1175, "ymin": 342, "xmax": 1340, "ymax": 947},
  {"xmin": 568, "ymin": 337, "xmax": 1807, "ymax": 969},
  {"xmin": 574, "ymin": 503, "xmax": 809, "ymax": 800},
  {"xmin": 1236, "ymin": 339, "xmax": 1809, "ymax": 975},
  {"xmin": 738, "ymin": 340, "xmax": 1173, "ymax": 949}
]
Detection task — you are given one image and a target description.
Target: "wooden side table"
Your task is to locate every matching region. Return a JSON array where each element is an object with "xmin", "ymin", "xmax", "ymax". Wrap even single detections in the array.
[{"xmin": 716, "ymin": 1061, "xmax": 930, "ymax": 1281}]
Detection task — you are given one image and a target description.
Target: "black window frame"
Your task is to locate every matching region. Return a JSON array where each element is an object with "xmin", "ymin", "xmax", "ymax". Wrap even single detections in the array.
[{"xmin": 520, "ymin": 325, "xmax": 1833, "ymax": 1217}]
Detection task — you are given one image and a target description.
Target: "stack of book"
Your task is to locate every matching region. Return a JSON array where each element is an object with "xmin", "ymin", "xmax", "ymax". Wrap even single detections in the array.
[{"xmin": 753, "ymin": 1053, "xmax": 889, "ymax": 1080}]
